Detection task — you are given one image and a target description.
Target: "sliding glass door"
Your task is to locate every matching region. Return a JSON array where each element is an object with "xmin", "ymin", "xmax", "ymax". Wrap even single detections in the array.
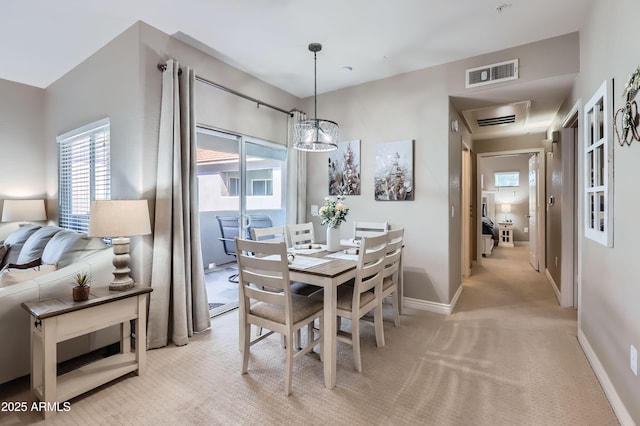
[{"xmin": 196, "ymin": 127, "xmax": 287, "ymax": 316}]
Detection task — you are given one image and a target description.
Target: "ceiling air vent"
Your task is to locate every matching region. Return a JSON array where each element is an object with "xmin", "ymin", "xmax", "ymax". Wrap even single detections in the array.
[
  {"xmin": 477, "ymin": 115, "xmax": 516, "ymax": 127},
  {"xmin": 465, "ymin": 59, "xmax": 519, "ymax": 88}
]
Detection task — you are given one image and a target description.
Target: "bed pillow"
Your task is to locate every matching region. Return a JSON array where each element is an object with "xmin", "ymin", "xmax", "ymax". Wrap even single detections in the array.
[
  {"xmin": 0, "ymin": 264, "xmax": 57, "ymax": 287},
  {"xmin": 16, "ymin": 226, "xmax": 62, "ymax": 264}
]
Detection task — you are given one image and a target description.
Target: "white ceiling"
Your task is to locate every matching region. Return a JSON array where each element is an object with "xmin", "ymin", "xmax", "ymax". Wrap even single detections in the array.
[{"xmin": 0, "ymin": 0, "xmax": 595, "ymax": 139}]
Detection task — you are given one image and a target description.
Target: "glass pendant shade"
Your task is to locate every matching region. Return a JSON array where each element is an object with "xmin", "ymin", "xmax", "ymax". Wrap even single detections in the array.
[
  {"xmin": 294, "ymin": 118, "xmax": 339, "ymax": 151},
  {"xmin": 294, "ymin": 42, "xmax": 339, "ymax": 152}
]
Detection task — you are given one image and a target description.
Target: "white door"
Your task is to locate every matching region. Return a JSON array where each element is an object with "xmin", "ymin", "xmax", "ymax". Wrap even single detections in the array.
[{"xmin": 528, "ymin": 154, "xmax": 539, "ymax": 270}]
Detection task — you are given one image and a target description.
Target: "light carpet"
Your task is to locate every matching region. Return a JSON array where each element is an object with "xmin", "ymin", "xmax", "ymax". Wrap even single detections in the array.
[{"xmin": 0, "ymin": 246, "xmax": 618, "ymax": 425}]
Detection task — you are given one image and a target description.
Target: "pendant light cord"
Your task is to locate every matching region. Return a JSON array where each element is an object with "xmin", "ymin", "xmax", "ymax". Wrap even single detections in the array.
[{"xmin": 313, "ymin": 49, "xmax": 318, "ymax": 122}]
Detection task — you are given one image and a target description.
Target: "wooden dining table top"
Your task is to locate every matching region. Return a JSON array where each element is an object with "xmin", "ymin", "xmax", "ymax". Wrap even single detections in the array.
[{"xmin": 286, "ymin": 246, "xmax": 357, "ymax": 278}]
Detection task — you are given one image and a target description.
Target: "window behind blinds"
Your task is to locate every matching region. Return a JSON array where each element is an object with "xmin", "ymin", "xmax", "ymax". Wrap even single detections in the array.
[{"xmin": 57, "ymin": 118, "xmax": 111, "ymax": 233}]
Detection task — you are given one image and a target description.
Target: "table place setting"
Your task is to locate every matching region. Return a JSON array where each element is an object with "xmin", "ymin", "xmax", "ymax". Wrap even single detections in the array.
[
  {"xmin": 287, "ymin": 244, "xmax": 326, "ymax": 255},
  {"xmin": 325, "ymin": 249, "xmax": 359, "ymax": 261},
  {"xmin": 287, "ymin": 254, "xmax": 331, "ymax": 269},
  {"xmin": 339, "ymin": 238, "xmax": 361, "ymax": 248}
]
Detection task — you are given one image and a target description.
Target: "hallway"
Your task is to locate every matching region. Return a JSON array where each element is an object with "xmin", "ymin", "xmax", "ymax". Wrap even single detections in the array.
[{"xmin": 455, "ymin": 244, "xmax": 617, "ymax": 424}]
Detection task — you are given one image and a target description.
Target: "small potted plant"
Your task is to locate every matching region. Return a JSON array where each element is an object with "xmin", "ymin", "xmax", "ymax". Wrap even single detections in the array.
[{"xmin": 72, "ymin": 272, "xmax": 91, "ymax": 302}]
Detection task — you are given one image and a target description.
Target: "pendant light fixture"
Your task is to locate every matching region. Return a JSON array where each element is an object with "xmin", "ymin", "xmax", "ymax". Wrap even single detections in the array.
[{"xmin": 294, "ymin": 43, "xmax": 339, "ymax": 152}]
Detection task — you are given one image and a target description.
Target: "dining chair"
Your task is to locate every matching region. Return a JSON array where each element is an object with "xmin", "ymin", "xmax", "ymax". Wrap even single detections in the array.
[
  {"xmin": 315, "ymin": 233, "xmax": 387, "ymax": 372},
  {"xmin": 353, "ymin": 221, "xmax": 388, "ymax": 240},
  {"xmin": 235, "ymin": 238, "xmax": 324, "ymax": 396},
  {"xmin": 251, "ymin": 225, "xmax": 286, "ymax": 243},
  {"xmin": 247, "ymin": 215, "xmax": 273, "ymax": 241},
  {"xmin": 216, "ymin": 216, "xmax": 240, "ymax": 283},
  {"xmin": 381, "ymin": 228, "xmax": 404, "ymax": 327},
  {"xmin": 286, "ymin": 222, "xmax": 315, "ymax": 247}
]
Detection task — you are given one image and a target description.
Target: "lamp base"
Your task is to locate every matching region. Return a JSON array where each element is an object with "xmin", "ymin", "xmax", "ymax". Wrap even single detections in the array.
[
  {"xmin": 109, "ymin": 278, "xmax": 135, "ymax": 291},
  {"xmin": 109, "ymin": 237, "xmax": 135, "ymax": 291}
]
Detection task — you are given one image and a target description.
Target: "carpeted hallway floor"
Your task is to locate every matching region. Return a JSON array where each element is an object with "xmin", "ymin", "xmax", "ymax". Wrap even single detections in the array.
[{"xmin": 0, "ymin": 245, "xmax": 619, "ymax": 425}]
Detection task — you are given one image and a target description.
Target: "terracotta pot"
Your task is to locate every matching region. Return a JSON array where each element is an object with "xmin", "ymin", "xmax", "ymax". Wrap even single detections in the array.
[{"xmin": 73, "ymin": 286, "xmax": 90, "ymax": 302}]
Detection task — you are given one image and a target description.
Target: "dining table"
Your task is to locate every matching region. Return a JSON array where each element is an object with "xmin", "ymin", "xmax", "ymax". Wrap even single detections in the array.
[{"xmin": 286, "ymin": 243, "xmax": 359, "ymax": 389}]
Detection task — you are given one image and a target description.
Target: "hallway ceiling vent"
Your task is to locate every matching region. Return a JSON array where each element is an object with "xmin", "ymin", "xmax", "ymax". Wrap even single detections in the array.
[
  {"xmin": 477, "ymin": 114, "xmax": 516, "ymax": 127},
  {"xmin": 465, "ymin": 59, "xmax": 519, "ymax": 88}
]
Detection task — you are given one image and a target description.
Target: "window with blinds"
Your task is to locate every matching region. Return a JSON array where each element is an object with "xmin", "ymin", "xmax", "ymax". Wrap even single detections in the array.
[{"xmin": 57, "ymin": 118, "xmax": 111, "ymax": 233}]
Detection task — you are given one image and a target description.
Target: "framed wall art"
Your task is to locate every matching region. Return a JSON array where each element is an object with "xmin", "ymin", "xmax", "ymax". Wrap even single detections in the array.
[
  {"xmin": 329, "ymin": 140, "xmax": 361, "ymax": 195},
  {"xmin": 374, "ymin": 139, "xmax": 414, "ymax": 201}
]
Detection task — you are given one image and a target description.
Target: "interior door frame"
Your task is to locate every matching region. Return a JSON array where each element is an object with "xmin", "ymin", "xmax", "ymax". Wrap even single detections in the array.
[
  {"xmin": 561, "ymin": 100, "xmax": 580, "ymax": 311},
  {"xmin": 476, "ymin": 148, "xmax": 546, "ymax": 270},
  {"xmin": 528, "ymin": 153, "xmax": 539, "ymax": 271},
  {"xmin": 461, "ymin": 143, "xmax": 472, "ymax": 277}
]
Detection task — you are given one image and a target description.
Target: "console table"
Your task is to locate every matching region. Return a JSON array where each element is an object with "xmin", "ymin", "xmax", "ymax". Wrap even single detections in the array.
[{"xmin": 21, "ymin": 285, "xmax": 152, "ymax": 419}]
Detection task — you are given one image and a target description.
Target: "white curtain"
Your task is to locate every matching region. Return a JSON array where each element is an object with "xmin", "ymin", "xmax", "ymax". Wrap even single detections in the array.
[
  {"xmin": 286, "ymin": 110, "xmax": 307, "ymax": 224},
  {"xmin": 148, "ymin": 59, "xmax": 211, "ymax": 349}
]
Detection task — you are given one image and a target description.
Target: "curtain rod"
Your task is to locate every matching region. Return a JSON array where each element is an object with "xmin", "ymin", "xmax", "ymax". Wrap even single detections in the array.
[{"xmin": 157, "ymin": 63, "xmax": 293, "ymax": 117}]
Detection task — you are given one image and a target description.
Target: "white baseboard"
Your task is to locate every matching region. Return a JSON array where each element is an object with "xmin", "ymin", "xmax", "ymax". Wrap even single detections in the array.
[
  {"xmin": 403, "ymin": 284, "xmax": 463, "ymax": 315},
  {"xmin": 578, "ymin": 328, "xmax": 634, "ymax": 426},
  {"xmin": 545, "ymin": 269, "xmax": 562, "ymax": 304}
]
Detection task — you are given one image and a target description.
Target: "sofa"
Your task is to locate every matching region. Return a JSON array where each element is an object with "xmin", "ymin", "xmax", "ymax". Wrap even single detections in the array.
[{"xmin": 0, "ymin": 224, "xmax": 117, "ymax": 384}]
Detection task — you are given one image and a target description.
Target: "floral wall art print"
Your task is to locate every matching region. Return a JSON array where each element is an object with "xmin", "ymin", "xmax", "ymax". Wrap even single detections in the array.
[
  {"xmin": 374, "ymin": 140, "xmax": 414, "ymax": 201},
  {"xmin": 329, "ymin": 140, "xmax": 361, "ymax": 195}
]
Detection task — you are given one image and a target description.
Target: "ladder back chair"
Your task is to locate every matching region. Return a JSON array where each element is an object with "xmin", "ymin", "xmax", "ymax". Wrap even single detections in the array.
[
  {"xmin": 286, "ymin": 222, "xmax": 316, "ymax": 247},
  {"xmin": 251, "ymin": 225, "xmax": 286, "ymax": 243},
  {"xmin": 235, "ymin": 238, "xmax": 324, "ymax": 396},
  {"xmin": 382, "ymin": 228, "xmax": 404, "ymax": 326},
  {"xmin": 315, "ymin": 233, "xmax": 387, "ymax": 372},
  {"xmin": 353, "ymin": 221, "xmax": 388, "ymax": 241},
  {"xmin": 250, "ymin": 224, "xmax": 312, "ymax": 341}
]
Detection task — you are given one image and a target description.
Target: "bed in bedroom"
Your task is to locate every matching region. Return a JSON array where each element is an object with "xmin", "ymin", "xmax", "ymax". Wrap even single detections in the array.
[{"xmin": 482, "ymin": 217, "xmax": 498, "ymax": 256}]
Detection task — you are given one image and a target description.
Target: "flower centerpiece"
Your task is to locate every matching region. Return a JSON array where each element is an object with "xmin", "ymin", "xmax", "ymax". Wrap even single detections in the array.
[
  {"xmin": 319, "ymin": 195, "xmax": 349, "ymax": 251},
  {"xmin": 319, "ymin": 195, "xmax": 349, "ymax": 228}
]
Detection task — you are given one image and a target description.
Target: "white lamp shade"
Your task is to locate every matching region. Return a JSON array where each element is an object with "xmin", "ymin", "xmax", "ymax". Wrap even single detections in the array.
[
  {"xmin": 501, "ymin": 204, "xmax": 511, "ymax": 213},
  {"xmin": 88, "ymin": 200, "xmax": 151, "ymax": 237},
  {"xmin": 1, "ymin": 199, "xmax": 47, "ymax": 222}
]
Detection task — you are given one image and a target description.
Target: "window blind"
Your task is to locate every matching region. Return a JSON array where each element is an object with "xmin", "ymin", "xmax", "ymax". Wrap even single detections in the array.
[{"xmin": 57, "ymin": 118, "xmax": 111, "ymax": 233}]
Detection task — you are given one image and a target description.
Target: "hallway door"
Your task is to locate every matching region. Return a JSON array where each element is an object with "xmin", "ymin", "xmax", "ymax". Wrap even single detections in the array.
[{"xmin": 528, "ymin": 153, "xmax": 539, "ymax": 271}]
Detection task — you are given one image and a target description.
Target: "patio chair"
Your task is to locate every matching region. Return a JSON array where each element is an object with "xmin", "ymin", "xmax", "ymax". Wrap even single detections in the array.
[{"xmin": 216, "ymin": 216, "xmax": 240, "ymax": 283}]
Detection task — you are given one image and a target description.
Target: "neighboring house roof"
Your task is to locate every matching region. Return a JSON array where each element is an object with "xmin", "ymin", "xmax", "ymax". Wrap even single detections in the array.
[{"xmin": 196, "ymin": 148, "xmax": 238, "ymax": 164}]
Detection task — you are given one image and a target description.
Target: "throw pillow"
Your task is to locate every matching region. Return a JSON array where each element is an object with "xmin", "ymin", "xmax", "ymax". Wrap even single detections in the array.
[
  {"xmin": 16, "ymin": 226, "xmax": 62, "ymax": 264},
  {"xmin": 2, "ymin": 224, "xmax": 42, "ymax": 267},
  {"xmin": 0, "ymin": 264, "xmax": 57, "ymax": 287},
  {"xmin": 41, "ymin": 230, "xmax": 90, "ymax": 268},
  {"xmin": 4, "ymin": 258, "xmax": 42, "ymax": 270}
]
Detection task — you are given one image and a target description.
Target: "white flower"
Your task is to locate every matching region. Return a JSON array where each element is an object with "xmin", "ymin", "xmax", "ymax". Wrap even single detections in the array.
[{"xmin": 319, "ymin": 196, "xmax": 349, "ymax": 228}]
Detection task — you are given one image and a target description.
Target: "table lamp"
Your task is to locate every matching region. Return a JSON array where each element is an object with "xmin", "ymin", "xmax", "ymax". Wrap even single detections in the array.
[
  {"xmin": 1, "ymin": 199, "xmax": 47, "ymax": 224},
  {"xmin": 88, "ymin": 200, "xmax": 151, "ymax": 290},
  {"xmin": 501, "ymin": 203, "xmax": 511, "ymax": 222}
]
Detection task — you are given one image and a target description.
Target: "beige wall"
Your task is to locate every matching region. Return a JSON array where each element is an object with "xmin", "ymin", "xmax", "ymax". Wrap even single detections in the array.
[
  {"xmin": 566, "ymin": 0, "xmax": 640, "ymax": 421},
  {"xmin": 0, "ymin": 79, "xmax": 47, "ymax": 240},
  {"xmin": 303, "ymin": 64, "xmax": 452, "ymax": 304}
]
